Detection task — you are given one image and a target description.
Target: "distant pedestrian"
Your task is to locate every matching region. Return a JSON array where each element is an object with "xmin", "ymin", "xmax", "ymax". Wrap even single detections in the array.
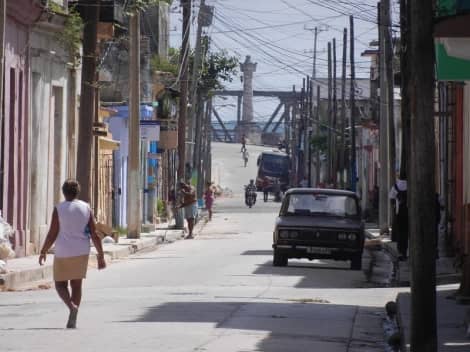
[
  {"xmin": 389, "ymin": 178, "xmax": 409, "ymax": 261},
  {"xmin": 179, "ymin": 181, "xmax": 198, "ymax": 239},
  {"xmin": 242, "ymin": 149, "xmax": 249, "ymax": 167},
  {"xmin": 262, "ymin": 176, "xmax": 270, "ymax": 202},
  {"xmin": 39, "ymin": 179, "xmax": 106, "ymax": 329},
  {"xmin": 240, "ymin": 134, "xmax": 246, "ymax": 152},
  {"xmin": 299, "ymin": 177, "xmax": 308, "ymax": 188},
  {"xmin": 204, "ymin": 181, "xmax": 215, "ymax": 221}
]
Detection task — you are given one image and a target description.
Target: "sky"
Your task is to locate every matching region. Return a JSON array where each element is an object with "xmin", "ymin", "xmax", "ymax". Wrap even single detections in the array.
[{"xmin": 169, "ymin": 0, "xmax": 401, "ymax": 122}]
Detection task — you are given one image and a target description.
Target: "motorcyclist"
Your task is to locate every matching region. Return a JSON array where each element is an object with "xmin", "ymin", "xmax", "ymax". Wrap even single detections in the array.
[{"xmin": 245, "ymin": 179, "xmax": 257, "ymax": 206}]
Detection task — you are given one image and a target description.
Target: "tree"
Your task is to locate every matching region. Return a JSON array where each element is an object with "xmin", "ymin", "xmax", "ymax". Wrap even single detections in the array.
[{"xmin": 152, "ymin": 45, "xmax": 239, "ymax": 94}]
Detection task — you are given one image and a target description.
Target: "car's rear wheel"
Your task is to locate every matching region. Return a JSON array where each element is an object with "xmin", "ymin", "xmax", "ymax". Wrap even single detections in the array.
[
  {"xmin": 273, "ymin": 250, "xmax": 288, "ymax": 267},
  {"xmin": 350, "ymin": 254, "xmax": 362, "ymax": 270}
]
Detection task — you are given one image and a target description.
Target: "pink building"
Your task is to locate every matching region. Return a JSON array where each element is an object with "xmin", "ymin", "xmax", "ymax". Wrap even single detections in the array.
[{"xmin": 0, "ymin": 1, "xmax": 43, "ymax": 257}]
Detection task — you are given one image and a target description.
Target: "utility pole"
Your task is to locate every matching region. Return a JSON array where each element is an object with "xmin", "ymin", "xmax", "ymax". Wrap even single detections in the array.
[
  {"xmin": 304, "ymin": 25, "xmax": 327, "ymax": 81},
  {"xmin": 409, "ymin": 0, "xmax": 437, "ymax": 349},
  {"xmin": 205, "ymin": 98, "xmax": 213, "ymax": 185},
  {"xmin": 378, "ymin": 2, "xmax": 389, "ymax": 232},
  {"xmin": 316, "ymin": 86, "xmax": 321, "ymax": 185},
  {"xmin": 327, "ymin": 42, "xmax": 332, "ymax": 184},
  {"xmin": 190, "ymin": 0, "xmax": 206, "ymax": 171},
  {"xmin": 349, "ymin": 16, "xmax": 357, "ymax": 193},
  {"xmin": 178, "ymin": 0, "xmax": 191, "ymax": 180},
  {"xmin": 285, "ymin": 103, "xmax": 290, "ymax": 156},
  {"xmin": 127, "ymin": 7, "xmax": 141, "ymax": 239},
  {"xmin": 400, "ymin": 0, "xmax": 409, "ymax": 181},
  {"xmin": 77, "ymin": 0, "xmax": 100, "ymax": 203},
  {"xmin": 301, "ymin": 77, "xmax": 306, "ymax": 181},
  {"xmin": 292, "ymin": 85, "xmax": 298, "ymax": 184},
  {"xmin": 308, "ymin": 79, "xmax": 313, "ymax": 187},
  {"xmin": 313, "ymin": 27, "xmax": 318, "ymax": 80},
  {"xmin": 332, "ymin": 38, "xmax": 338, "ymax": 187},
  {"xmin": 340, "ymin": 28, "xmax": 347, "ymax": 189},
  {"xmin": 383, "ymin": 0, "xmax": 396, "ymax": 199},
  {"xmin": 0, "ymin": 0, "xmax": 5, "ymax": 171}
]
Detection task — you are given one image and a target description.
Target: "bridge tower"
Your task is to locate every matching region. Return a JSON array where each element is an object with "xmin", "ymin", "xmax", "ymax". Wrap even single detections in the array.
[{"xmin": 237, "ymin": 56, "xmax": 261, "ymax": 144}]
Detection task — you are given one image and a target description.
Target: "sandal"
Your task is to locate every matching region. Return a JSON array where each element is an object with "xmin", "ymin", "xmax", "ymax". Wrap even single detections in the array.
[{"xmin": 66, "ymin": 306, "xmax": 78, "ymax": 329}]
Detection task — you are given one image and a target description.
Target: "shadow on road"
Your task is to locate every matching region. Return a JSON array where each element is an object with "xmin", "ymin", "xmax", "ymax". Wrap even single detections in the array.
[
  {"xmin": 121, "ymin": 301, "xmax": 383, "ymax": 351},
  {"xmin": 241, "ymin": 250, "xmax": 273, "ymax": 256},
  {"xmin": 252, "ymin": 260, "xmax": 365, "ymax": 289}
]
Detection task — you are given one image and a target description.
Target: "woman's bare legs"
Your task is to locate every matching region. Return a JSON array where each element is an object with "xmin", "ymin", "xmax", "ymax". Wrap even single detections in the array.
[
  {"xmin": 55, "ymin": 281, "xmax": 74, "ymax": 311},
  {"xmin": 70, "ymin": 279, "xmax": 83, "ymax": 307},
  {"xmin": 55, "ymin": 280, "xmax": 82, "ymax": 328}
]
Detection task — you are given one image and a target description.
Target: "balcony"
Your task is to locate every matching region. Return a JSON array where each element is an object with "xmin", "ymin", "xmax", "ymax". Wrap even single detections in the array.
[{"xmin": 69, "ymin": 0, "xmax": 125, "ymax": 26}]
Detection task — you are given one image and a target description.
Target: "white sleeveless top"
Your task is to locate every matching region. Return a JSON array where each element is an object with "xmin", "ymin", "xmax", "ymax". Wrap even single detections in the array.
[{"xmin": 54, "ymin": 200, "xmax": 92, "ymax": 258}]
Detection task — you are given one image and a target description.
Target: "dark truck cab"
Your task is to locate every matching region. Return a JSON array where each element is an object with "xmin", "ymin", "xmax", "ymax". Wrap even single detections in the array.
[{"xmin": 272, "ymin": 188, "xmax": 365, "ymax": 270}]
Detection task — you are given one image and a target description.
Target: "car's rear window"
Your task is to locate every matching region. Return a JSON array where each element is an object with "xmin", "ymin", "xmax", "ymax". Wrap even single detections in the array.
[{"xmin": 282, "ymin": 193, "xmax": 358, "ymax": 217}]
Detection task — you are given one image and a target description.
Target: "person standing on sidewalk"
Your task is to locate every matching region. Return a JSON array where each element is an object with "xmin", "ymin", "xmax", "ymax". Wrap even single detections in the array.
[
  {"xmin": 204, "ymin": 181, "xmax": 215, "ymax": 221},
  {"xmin": 262, "ymin": 176, "xmax": 270, "ymax": 202},
  {"xmin": 299, "ymin": 177, "xmax": 309, "ymax": 188},
  {"xmin": 389, "ymin": 178, "xmax": 409, "ymax": 261},
  {"xmin": 179, "ymin": 181, "xmax": 198, "ymax": 239},
  {"xmin": 39, "ymin": 179, "xmax": 106, "ymax": 328}
]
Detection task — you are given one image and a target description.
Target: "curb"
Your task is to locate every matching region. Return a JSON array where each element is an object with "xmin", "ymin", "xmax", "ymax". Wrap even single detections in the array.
[
  {"xmin": 0, "ymin": 228, "xmax": 186, "ymax": 291},
  {"xmin": 396, "ymin": 294, "xmax": 407, "ymax": 352},
  {"xmin": 0, "ymin": 264, "xmax": 53, "ymax": 290}
]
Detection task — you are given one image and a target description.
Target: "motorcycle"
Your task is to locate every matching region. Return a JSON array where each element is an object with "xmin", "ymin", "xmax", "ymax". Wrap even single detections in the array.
[{"xmin": 245, "ymin": 188, "xmax": 257, "ymax": 208}]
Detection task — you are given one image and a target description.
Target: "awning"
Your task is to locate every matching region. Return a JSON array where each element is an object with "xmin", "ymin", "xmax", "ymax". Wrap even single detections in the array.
[
  {"xmin": 436, "ymin": 42, "xmax": 470, "ymax": 81},
  {"xmin": 99, "ymin": 136, "xmax": 120, "ymax": 151},
  {"xmin": 104, "ymin": 105, "xmax": 154, "ymax": 120},
  {"xmin": 99, "ymin": 107, "xmax": 118, "ymax": 119}
]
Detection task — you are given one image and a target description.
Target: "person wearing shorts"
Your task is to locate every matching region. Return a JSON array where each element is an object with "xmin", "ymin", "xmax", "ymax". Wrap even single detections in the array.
[
  {"xmin": 204, "ymin": 182, "xmax": 215, "ymax": 221},
  {"xmin": 180, "ymin": 181, "xmax": 198, "ymax": 239}
]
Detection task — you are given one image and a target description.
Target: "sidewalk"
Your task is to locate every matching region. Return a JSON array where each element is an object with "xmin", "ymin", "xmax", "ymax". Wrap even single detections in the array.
[
  {"xmin": 365, "ymin": 225, "xmax": 459, "ymax": 286},
  {"xmin": 397, "ymin": 286, "xmax": 470, "ymax": 351},
  {"xmin": 365, "ymin": 224, "xmax": 468, "ymax": 351},
  {"xmin": 0, "ymin": 219, "xmax": 205, "ymax": 290}
]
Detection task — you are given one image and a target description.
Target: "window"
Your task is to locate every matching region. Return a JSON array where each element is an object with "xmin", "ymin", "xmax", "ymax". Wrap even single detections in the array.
[{"xmin": 284, "ymin": 193, "xmax": 358, "ymax": 217}]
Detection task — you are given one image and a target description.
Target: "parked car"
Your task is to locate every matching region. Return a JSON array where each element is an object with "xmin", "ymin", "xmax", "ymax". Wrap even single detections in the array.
[{"xmin": 272, "ymin": 188, "xmax": 365, "ymax": 270}]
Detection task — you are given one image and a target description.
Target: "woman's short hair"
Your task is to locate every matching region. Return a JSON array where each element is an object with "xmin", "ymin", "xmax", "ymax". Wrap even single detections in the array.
[{"xmin": 62, "ymin": 179, "xmax": 80, "ymax": 198}]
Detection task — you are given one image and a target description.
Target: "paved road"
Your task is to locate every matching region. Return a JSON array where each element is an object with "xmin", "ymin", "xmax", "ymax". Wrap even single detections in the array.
[{"xmin": 0, "ymin": 143, "xmax": 400, "ymax": 351}]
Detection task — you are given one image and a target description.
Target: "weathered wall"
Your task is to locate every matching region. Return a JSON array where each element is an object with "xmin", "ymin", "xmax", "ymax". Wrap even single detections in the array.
[
  {"xmin": 29, "ymin": 26, "xmax": 72, "ymax": 253},
  {"xmin": 107, "ymin": 116, "xmax": 129, "ymax": 227},
  {"xmin": 3, "ymin": 16, "xmax": 30, "ymax": 257}
]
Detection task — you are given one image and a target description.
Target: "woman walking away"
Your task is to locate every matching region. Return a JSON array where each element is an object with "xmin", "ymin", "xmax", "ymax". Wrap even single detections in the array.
[
  {"xmin": 204, "ymin": 182, "xmax": 215, "ymax": 221},
  {"xmin": 39, "ymin": 179, "xmax": 106, "ymax": 329}
]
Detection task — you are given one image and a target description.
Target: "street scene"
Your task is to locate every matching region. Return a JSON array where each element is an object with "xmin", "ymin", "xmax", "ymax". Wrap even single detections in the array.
[
  {"xmin": 0, "ymin": 1, "xmax": 470, "ymax": 352},
  {"xmin": 1, "ymin": 143, "xmax": 400, "ymax": 352}
]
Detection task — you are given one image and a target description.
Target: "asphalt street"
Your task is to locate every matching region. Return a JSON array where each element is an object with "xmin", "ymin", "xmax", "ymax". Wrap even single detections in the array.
[{"xmin": 0, "ymin": 143, "xmax": 401, "ymax": 352}]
